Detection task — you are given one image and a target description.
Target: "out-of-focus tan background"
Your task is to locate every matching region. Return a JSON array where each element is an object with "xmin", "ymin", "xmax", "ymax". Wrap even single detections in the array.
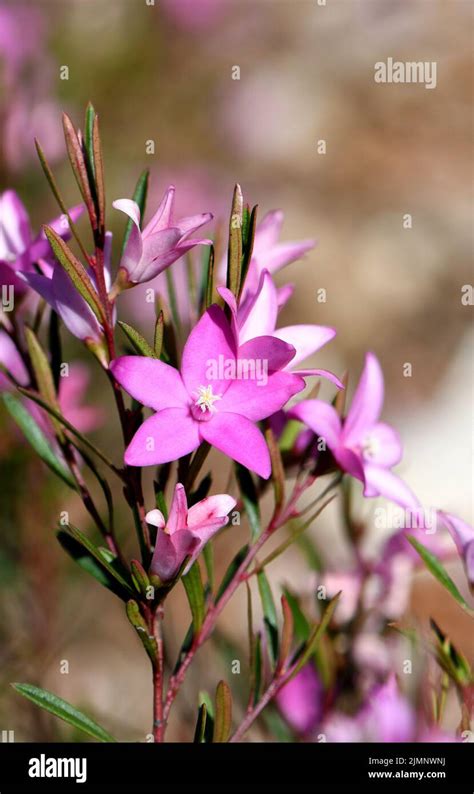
[{"xmin": 0, "ymin": 0, "xmax": 472, "ymax": 741}]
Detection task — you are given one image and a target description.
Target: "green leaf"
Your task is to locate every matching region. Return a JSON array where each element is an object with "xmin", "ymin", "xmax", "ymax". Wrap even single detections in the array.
[
  {"xmin": 2, "ymin": 393, "xmax": 76, "ymax": 489},
  {"xmin": 92, "ymin": 114, "xmax": 106, "ymax": 232},
  {"xmin": 226, "ymin": 184, "xmax": 243, "ymax": 296},
  {"xmin": 57, "ymin": 529, "xmax": 122, "ymax": 597},
  {"xmin": 153, "ymin": 311, "xmax": 164, "ymax": 358},
  {"xmin": 84, "ymin": 102, "xmax": 96, "ymax": 178},
  {"xmin": 182, "ymin": 562, "xmax": 206, "ymax": 633},
  {"xmin": 24, "ymin": 326, "xmax": 63, "ymax": 439},
  {"xmin": 205, "ymin": 245, "xmax": 216, "ymax": 310},
  {"xmin": 118, "ymin": 321, "xmax": 156, "ymax": 358},
  {"xmin": 257, "ymin": 570, "xmax": 279, "ymax": 668},
  {"xmin": 130, "ymin": 559, "xmax": 151, "ymax": 598},
  {"xmin": 213, "ymin": 680, "xmax": 232, "ymax": 743},
  {"xmin": 122, "ymin": 169, "xmax": 149, "ymax": 255},
  {"xmin": 216, "ymin": 544, "xmax": 249, "ymax": 603},
  {"xmin": 238, "ymin": 204, "xmax": 258, "ymax": 298},
  {"xmin": 17, "ymin": 387, "xmax": 121, "ymax": 477},
  {"xmin": 126, "ymin": 600, "xmax": 158, "ymax": 665},
  {"xmin": 265, "ymin": 426, "xmax": 285, "ymax": 511},
  {"xmin": 193, "ymin": 703, "xmax": 208, "ymax": 743},
  {"xmin": 291, "ymin": 592, "xmax": 340, "ymax": 677},
  {"xmin": 235, "ymin": 464, "xmax": 261, "ymax": 541},
  {"xmin": 278, "ymin": 595, "xmax": 294, "ymax": 670},
  {"xmin": 12, "ymin": 683, "xmax": 116, "ymax": 742},
  {"xmin": 57, "ymin": 524, "xmax": 135, "ymax": 599},
  {"xmin": 35, "ymin": 138, "xmax": 89, "ymax": 262},
  {"xmin": 282, "ymin": 588, "xmax": 310, "ymax": 644},
  {"xmin": 203, "ymin": 543, "xmax": 215, "ymax": 592},
  {"xmin": 252, "ymin": 632, "xmax": 263, "ymax": 706},
  {"xmin": 43, "ymin": 226, "xmax": 105, "ymax": 325},
  {"xmin": 407, "ymin": 535, "xmax": 473, "ymax": 614},
  {"xmin": 62, "ymin": 113, "xmax": 97, "ymax": 230}
]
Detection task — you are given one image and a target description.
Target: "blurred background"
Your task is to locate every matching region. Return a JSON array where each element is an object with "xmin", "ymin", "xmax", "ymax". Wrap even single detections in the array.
[{"xmin": 0, "ymin": 0, "xmax": 472, "ymax": 741}]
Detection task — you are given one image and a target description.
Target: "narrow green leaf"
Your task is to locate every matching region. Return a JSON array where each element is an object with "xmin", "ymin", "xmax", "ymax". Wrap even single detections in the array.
[
  {"xmin": 226, "ymin": 184, "xmax": 243, "ymax": 296},
  {"xmin": 43, "ymin": 226, "xmax": 105, "ymax": 324},
  {"xmin": 291, "ymin": 592, "xmax": 340, "ymax": 677},
  {"xmin": 173, "ymin": 623, "xmax": 194, "ymax": 674},
  {"xmin": 35, "ymin": 138, "xmax": 90, "ymax": 262},
  {"xmin": 12, "ymin": 683, "xmax": 116, "ymax": 742},
  {"xmin": 265, "ymin": 426, "xmax": 285, "ymax": 510},
  {"xmin": 2, "ymin": 393, "xmax": 76, "ymax": 489},
  {"xmin": 182, "ymin": 562, "xmax": 206, "ymax": 633},
  {"xmin": 213, "ymin": 680, "xmax": 232, "ymax": 743},
  {"xmin": 203, "ymin": 543, "xmax": 214, "ymax": 592},
  {"xmin": 282, "ymin": 588, "xmax": 310, "ymax": 644},
  {"xmin": 407, "ymin": 535, "xmax": 473, "ymax": 614},
  {"xmin": 205, "ymin": 245, "xmax": 216, "ymax": 309},
  {"xmin": 193, "ymin": 703, "xmax": 208, "ymax": 743},
  {"xmin": 253, "ymin": 632, "xmax": 263, "ymax": 706},
  {"xmin": 153, "ymin": 311, "xmax": 164, "ymax": 358},
  {"xmin": 17, "ymin": 387, "xmax": 121, "ymax": 477},
  {"xmin": 257, "ymin": 570, "xmax": 279, "ymax": 668},
  {"xmin": 24, "ymin": 326, "xmax": 63, "ymax": 439},
  {"xmin": 122, "ymin": 169, "xmax": 149, "ymax": 255},
  {"xmin": 130, "ymin": 559, "xmax": 151, "ymax": 598},
  {"xmin": 92, "ymin": 114, "xmax": 106, "ymax": 232},
  {"xmin": 278, "ymin": 595, "xmax": 294, "ymax": 670},
  {"xmin": 58, "ymin": 523, "xmax": 135, "ymax": 598},
  {"xmin": 126, "ymin": 600, "xmax": 158, "ymax": 665},
  {"xmin": 215, "ymin": 544, "xmax": 249, "ymax": 603},
  {"xmin": 62, "ymin": 113, "xmax": 97, "ymax": 229},
  {"xmin": 84, "ymin": 102, "xmax": 96, "ymax": 178},
  {"xmin": 48, "ymin": 311, "xmax": 62, "ymax": 393},
  {"xmin": 118, "ymin": 321, "xmax": 156, "ymax": 358},
  {"xmin": 238, "ymin": 204, "xmax": 258, "ymax": 298},
  {"xmin": 235, "ymin": 464, "xmax": 261, "ymax": 541}
]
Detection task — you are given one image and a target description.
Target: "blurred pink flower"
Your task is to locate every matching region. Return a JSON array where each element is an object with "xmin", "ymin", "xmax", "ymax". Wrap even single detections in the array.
[
  {"xmin": 113, "ymin": 186, "xmax": 212, "ymax": 287},
  {"xmin": 0, "ymin": 190, "xmax": 84, "ymax": 299},
  {"xmin": 218, "ymin": 270, "xmax": 341, "ymax": 386},
  {"xmin": 290, "ymin": 353, "xmax": 419, "ymax": 510},
  {"xmin": 276, "ymin": 663, "xmax": 324, "ymax": 736},
  {"xmin": 110, "ymin": 305, "xmax": 304, "ymax": 478},
  {"xmin": 22, "ymin": 233, "xmax": 113, "ymax": 349},
  {"xmin": 160, "ymin": 0, "xmax": 227, "ymax": 31},
  {"xmin": 0, "ymin": 329, "xmax": 29, "ymax": 390},
  {"xmin": 439, "ymin": 511, "xmax": 474, "ymax": 590},
  {"xmin": 146, "ymin": 482, "xmax": 235, "ymax": 582}
]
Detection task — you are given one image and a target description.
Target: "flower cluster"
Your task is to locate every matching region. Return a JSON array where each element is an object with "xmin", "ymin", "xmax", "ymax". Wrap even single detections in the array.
[{"xmin": 2, "ymin": 105, "xmax": 472, "ymax": 745}]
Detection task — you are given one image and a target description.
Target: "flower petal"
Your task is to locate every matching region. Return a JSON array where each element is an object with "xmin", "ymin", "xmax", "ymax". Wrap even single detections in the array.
[
  {"xmin": 144, "ymin": 186, "xmax": 175, "ymax": 234},
  {"xmin": 289, "ymin": 399, "xmax": 342, "ymax": 450},
  {"xmin": 124, "ymin": 407, "xmax": 200, "ymax": 466},
  {"xmin": 0, "ymin": 190, "xmax": 31, "ymax": 258},
  {"xmin": 113, "ymin": 198, "xmax": 143, "ymax": 279},
  {"xmin": 238, "ymin": 335, "xmax": 297, "ymax": 372},
  {"xmin": 145, "ymin": 508, "xmax": 166, "ymax": 529},
  {"xmin": 219, "ymin": 370, "xmax": 305, "ymax": 421},
  {"xmin": 274, "ymin": 324, "xmax": 336, "ymax": 369},
  {"xmin": 238, "ymin": 270, "xmax": 278, "ymax": 342},
  {"xmin": 343, "ymin": 352, "xmax": 384, "ymax": 444},
  {"xmin": 187, "ymin": 494, "xmax": 237, "ymax": 528},
  {"xmin": 199, "ymin": 411, "xmax": 271, "ymax": 478},
  {"xmin": 366, "ymin": 422, "xmax": 402, "ymax": 467},
  {"xmin": 167, "ymin": 483, "xmax": 189, "ymax": 535},
  {"xmin": 110, "ymin": 356, "xmax": 188, "ymax": 411},
  {"xmin": 181, "ymin": 305, "xmax": 236, "ymax": 396},
  {"xmin": 150, "ymin": 527, "xmax": 197, "ymax": 582},
  {"xmin": 363, "ymin": 464, "xmax": 420, "ymax": 510}
]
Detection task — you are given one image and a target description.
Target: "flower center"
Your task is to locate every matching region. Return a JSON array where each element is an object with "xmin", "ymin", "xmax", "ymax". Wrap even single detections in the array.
[
  {"xmin": 361, "ymin": 434, "xmax": 380, "ymax": 460},
  {"xmin": 194, "ymin": 384, "xmax": 222, "ymax": 415}
]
